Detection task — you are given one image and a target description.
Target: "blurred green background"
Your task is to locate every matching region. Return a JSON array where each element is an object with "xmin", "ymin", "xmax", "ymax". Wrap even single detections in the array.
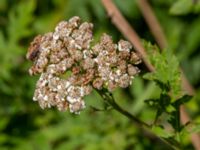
[{"xmin": 0, "ymin": 0, "xmax": 200, "ymax": 149}]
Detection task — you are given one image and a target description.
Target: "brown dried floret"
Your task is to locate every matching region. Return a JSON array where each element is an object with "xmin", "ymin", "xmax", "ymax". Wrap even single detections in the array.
[
  {"xmin": 72, "ymin": 66, "xmax": 81, "ymax": 75},
  {"xmin": 130, "ymin": 52, "xmax": 142, "ymax": 64},
  {"xmin": 82, "ymin": 57, "xmax": 95, "ymax": 70},
  {"xmin": 118, "ymin": 40, "xmax": 132, "ymax": 52},
  {"xmin": 118, "ymin": 74, "xmax": 130, "ymax": 88},
  {"xmin": 127, "ymin": 64, "xmax": 140, "ymax": 76},
  {"xmin": 107, "ymin": 80, "xmax": 117, "ymax": 92},
  {"xmin": 93, "ymin": 78, "xmax": 104, "ymax": 90}
]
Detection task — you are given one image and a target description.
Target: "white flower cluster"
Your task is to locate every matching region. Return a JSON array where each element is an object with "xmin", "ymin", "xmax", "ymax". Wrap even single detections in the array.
[{"xmin": 27, "ymin": 16, "xmax": 141, "ymax": 114}]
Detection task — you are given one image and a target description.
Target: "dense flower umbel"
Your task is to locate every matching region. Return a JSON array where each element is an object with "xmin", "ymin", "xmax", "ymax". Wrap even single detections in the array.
[{"xmin": 27, "ymin": 16, "xmax": 141, "ymax": 114}]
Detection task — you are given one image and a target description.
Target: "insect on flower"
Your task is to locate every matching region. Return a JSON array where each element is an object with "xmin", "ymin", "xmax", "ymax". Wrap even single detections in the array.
[{"xmin": 26, "ymin": 35, "xmax": 42, "ymax": 61}]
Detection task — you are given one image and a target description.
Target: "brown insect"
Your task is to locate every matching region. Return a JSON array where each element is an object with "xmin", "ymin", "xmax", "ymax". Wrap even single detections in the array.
[{"xmin": 26, "ymin": 35, "xmax": 42, "ymax": 61}]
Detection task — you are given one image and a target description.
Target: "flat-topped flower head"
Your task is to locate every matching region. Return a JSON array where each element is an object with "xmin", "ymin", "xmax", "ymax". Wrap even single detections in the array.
[{"xmin": 27, "ymin": 16, "xmax": 141, "ymax": 114}]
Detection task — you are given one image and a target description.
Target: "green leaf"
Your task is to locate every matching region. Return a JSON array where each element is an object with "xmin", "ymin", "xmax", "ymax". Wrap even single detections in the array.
[
  {"xmin": 151, "ymin": 126, "xmax": 173, "ymax": 138},
  {"xmin": 145, "ymin": 93, "xmax": 171, "ymax": 124},
  {"xmin": 145, "ymin": 98, "xmax": 158, "ymax": 107},
  {"xmin": 168, "ymin": 110, "xmax": 181, "ymax": 132},
  {"xmin": 143, "ymin": 41, "xmax": 182, "ymax": 101},
  {"xmin": 167, "ymin": 95, "xmax": 191, "ymax": 132},
  {"xmin": 173, "ymin": 95, "xmax": 192, "ymax": 107},
  {"xmin": 8, "ymin": 0, "xmax": 36, "ymax": 43},
  {"xmin": 169, "ymin": 0, "xmax": 193, "ymax": 15},
  {"xmin": 0, "ymin": 0, "xmax": 36, "ymax": 80},
  {"xmin": 166, "ymin": 105, "xmax": 176, "ymax": 113}
]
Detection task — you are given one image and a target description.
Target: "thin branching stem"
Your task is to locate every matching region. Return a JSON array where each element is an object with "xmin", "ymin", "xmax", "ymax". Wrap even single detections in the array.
[
  {"xmin": 96, "ymin": 89, "xmax": 181, "ymax": 150},
  {"xmin": 100, "ymin": 90, "xmax": 150, "ymax": 128}
]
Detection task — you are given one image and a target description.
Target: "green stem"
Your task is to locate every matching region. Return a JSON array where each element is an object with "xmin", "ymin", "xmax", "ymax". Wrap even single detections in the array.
[
  {"xmin": 96, "ymin": 89, "xmax": 181, "ymax": 150},
  {"xmin": 103, "ymin": 91, "xmax": 149, "ymax": 128}
]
